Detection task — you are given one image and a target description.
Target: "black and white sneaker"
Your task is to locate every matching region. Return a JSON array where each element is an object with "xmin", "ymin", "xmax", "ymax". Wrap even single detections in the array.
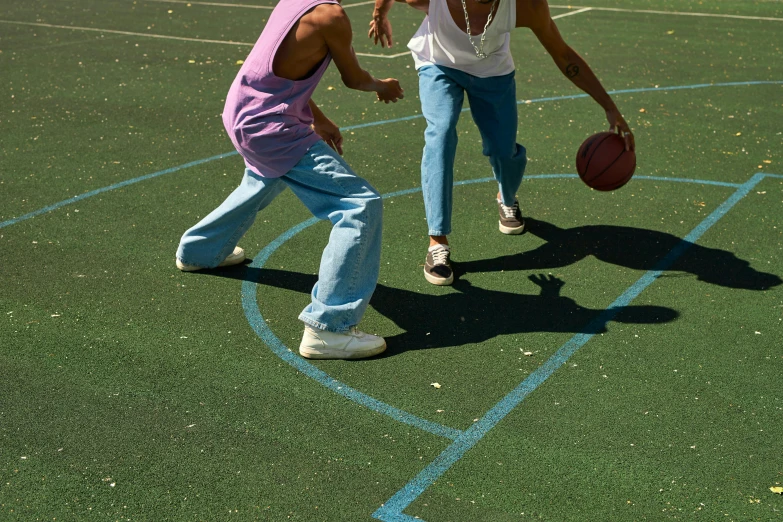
[
  {"xmin": 424, "ymin": 244, "xmax": 453, "ymax": 286},
  {"xmin": 497, "ymin": 198, "xmax": 525, "ymax": 235}
]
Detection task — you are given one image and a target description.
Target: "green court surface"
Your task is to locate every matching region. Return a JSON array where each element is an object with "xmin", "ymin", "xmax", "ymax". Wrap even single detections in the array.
[{"xmin": 1, "ymin": 0, "xmax": 782, "ymax": 520}]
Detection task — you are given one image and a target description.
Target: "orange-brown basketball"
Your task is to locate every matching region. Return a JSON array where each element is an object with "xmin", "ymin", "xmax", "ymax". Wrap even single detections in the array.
[{"xmin": 576, "ymin": 131, "xmax": 636, "ymax": 191}]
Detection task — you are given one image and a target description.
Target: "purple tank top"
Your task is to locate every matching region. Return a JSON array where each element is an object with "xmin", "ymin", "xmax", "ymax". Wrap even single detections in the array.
[{"xmin": 222, "ymin": 0, "xmax": 338, "ymax": 178}]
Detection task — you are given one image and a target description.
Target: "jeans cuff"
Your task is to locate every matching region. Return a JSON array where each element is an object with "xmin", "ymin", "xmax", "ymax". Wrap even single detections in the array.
[{"xmin": 299, "ymin": 314, "xmax": 350, "ymax": 334}]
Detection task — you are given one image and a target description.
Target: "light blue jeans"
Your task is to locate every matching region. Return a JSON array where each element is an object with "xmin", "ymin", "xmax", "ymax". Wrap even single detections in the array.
[
  {"xmin": 177, "ymin": 140, "xmax": 383, "ymax": 333},
  {"xmin": 418, "ymin": 65, "xmax": 528, "ymax": 236}
]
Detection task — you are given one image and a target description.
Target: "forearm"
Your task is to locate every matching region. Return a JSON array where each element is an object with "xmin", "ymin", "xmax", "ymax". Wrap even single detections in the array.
[
  {"xmin": 341, "ymin": 67, "xmax": 382, "ymax": 93},
  {"xmin": 557, "ymin": 48, "xmax": 617, "ymax": 112},
  {"xmin": 373, "ymin": 0, "xmax": 395, "ymax": 20},
  {"xmin": 307, "ymin": 98, "xmax": 330, "ymax": 123}
]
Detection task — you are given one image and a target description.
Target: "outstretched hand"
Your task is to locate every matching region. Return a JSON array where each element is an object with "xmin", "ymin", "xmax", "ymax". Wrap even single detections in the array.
[
  {"xmin": 368, "ymin": 17, "xmax": 393, "ymax": 48},
  {"xmin": 606, "ymin": 107, "xmax": 635, "ymax": 151}
]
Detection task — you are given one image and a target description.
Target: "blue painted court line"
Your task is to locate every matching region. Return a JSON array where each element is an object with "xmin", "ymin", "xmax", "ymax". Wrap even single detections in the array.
[
  {"xmin": 372, "ymin": 173, "xmax": 769, "ymax": 521},
  {"xmin": 240, "ymin": 217, "xmax": 463, "ymax": 442},
  {"xmin": 344, "ymin": 80, "xmax": 783, "ymax": 132},
  {"xmin": 0, "ymin": 152, "xmax": 236, "ymax": 230},
  {"xmin": 239, "ymin": 173, "xmax": 751, "ymax": 445},
  {"xmin": 2, "ymin": 80, "xmax": 778, "ymax": 230}
]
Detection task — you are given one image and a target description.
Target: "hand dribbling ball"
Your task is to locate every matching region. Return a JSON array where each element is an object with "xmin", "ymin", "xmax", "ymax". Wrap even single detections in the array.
[{"xmin": 576, "ymin": 131, "xmax": 636, "ymax": 191}]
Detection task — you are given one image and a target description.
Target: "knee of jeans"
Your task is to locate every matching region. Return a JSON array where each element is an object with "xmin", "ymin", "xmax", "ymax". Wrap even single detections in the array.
[
  {"xmin": 354, "ymin": 192, "xmax": 382, "ymax": 220},
  {"xmin": 489, "ymin": 143, "xmax": 527, "ymax": 162},
  {"xmin": 367, "ymin": 193, "xmax": 383, "ymax": 216}
]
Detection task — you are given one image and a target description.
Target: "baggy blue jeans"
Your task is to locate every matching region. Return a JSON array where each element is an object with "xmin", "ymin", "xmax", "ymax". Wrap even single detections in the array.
[
  {"xmin": 176, "ymin": 140, "xmax": 383, "ymax": 333},
  {"xmin": 418, "ymin": 64, "xmax": 528, "ymax": 236}
]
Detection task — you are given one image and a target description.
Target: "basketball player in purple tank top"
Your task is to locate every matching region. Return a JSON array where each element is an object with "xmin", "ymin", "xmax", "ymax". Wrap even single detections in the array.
[{"xmin": 175, "ymin": 0, "xmax": 404, "ymax": 360}]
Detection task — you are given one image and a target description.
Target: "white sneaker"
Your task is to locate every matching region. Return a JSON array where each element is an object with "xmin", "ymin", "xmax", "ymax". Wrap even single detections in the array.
[
  {"xmin": 299, "ymin": 325, "xmax": 387, "ymax": 360},
  {"xmin": 176, "ymin": 246, "xmax": 245, "ymax": 271}
]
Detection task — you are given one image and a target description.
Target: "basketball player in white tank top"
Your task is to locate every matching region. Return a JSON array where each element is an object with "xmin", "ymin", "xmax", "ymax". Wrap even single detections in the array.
[{"xmin": 369, "ymin": 0, "xmax": 635, "ymax": 286}]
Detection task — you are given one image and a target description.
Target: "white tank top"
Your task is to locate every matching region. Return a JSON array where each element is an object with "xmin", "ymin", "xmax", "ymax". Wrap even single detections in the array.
[{"xmin": 408, "ymin": 0, "xmax": 515, "ymax": 78}]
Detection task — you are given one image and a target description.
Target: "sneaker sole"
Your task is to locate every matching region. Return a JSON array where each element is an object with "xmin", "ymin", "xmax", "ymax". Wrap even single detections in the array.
[
  {"xmin": 299, "ymin": 342, "xmax": 387, "ymax": 360},
  {"xmin": 175, "ymin": 250, "xmax": 246, "ymax": 271},
  {"xmin": 499, "ymin": 221, "xmax": 525, "ymax": 235},
  {"xmin": 424, "ymin": 268, "xmax": 454, "ymax": 286}
]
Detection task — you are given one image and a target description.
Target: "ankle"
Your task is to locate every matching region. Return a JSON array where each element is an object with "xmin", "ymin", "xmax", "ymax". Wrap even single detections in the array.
[{"xmin": 429, "ymin": 235, "xmax": 449, "ymax": 248}]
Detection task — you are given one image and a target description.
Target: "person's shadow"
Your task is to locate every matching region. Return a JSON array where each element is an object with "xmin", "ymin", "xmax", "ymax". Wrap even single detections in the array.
[
  {"xmin": 456, "ymin": 218, "xmax": 782, "ymax": 290},
  {"xmin": 209, "ymin": 267, "xmax": 678, "ymax": 356}
]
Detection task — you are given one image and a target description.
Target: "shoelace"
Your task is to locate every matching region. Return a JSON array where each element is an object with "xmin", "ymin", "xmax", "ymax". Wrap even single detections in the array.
[
  {"xmin": 430, "ymin": 246, "xmax": 450, "ymax": 266},
  {"xmin": 500, "ymin": 201, "xmax": 519, "ymax": 218}
]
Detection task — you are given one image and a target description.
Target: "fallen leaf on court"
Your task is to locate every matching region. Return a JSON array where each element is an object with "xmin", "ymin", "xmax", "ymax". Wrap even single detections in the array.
[
  {"xmin": 188, "ymin": 60, "xmax": 195, "ymax": 63},
  {"xmin": 236, "ymin": 60, "xmax": 244, "ymax": 65},
  {"xmin": 639, "ymin": 108, "xmax": 646, "ymax": 113},
  {"xmin": 736, "ymin": 132, "xmax": 742, "ymax": 136},
  {"xmin": 436, "ymin": 409, "xmax": 444, "ymax": 413},
  {"xmin": 430, "ymin": 383, "xmax": 441, "ymax": 389},
  {"xmin": 523, "ymin": 351, "xmax": 533, "ymax": 356},
  {"xmin": 694, "ymin": 201, "xmax": 706, "ymax": 207},
  {"xmin": 755, "ymin": 331, "xmax": 761, "ymax": 335},
  {"xmin": 770, "ymin": 487, "xmax": 783, "ymax": 494},
  {"xmin": 666, "ymin": 30, "xmax": 675, "ymax": 34},
  {"xmin": 757, "ymin": 191, "xmax": 766, "ymax": 194},
  {"xmin": 763, "ymin": 160, "xmax": 772, "ymax": 164},
  {"xmin": 327, "ymin": 86, "xmax": 335, "ymax": 90}
]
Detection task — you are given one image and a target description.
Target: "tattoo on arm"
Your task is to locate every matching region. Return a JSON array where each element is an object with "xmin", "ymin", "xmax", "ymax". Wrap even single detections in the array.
[{"xmin": 565, "ymin": 63, "xmax": 580, "ymax": 78}]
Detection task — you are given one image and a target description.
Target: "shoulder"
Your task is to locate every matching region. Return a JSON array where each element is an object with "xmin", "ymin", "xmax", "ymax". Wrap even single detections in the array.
[{"xmin": 309, "ymin": 2, "xmax": 350, "ymax": 27}]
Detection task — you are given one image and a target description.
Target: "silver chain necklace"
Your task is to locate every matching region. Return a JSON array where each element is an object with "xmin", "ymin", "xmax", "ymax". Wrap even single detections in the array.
[{"xmin": 459, "ymin": 0, "xmax": 499, "ymax": 59}]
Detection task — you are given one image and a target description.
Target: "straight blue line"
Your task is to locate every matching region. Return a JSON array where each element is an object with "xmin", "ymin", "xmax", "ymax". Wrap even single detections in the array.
[
  {"xmin": 373, "ymin": 173, "xmax": 767, "ymax": 521},
  {"xmin": 0, "ymin": 152, "xmax": 236, "ymax": 229},
  {"xmin": 241, "ymin": 218, "xmax": 463, "ymax": 441},
  {"xmin": 2, "ymin": 81, "xmax": 779, "ymax": 229}
]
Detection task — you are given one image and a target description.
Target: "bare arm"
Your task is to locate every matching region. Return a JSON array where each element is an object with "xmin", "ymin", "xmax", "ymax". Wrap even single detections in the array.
[
  {"xmin": 318, "ymin": 4, "xmax": 404, "ymax": 102},
  {"xmin": 369, "ymin": 0, "xmax": 428, "ymax": 48},
  {"xmin": 308, "ymin": 98, "xmax": 344, "ymax": 154},
  {"xmin": 522, "ymin": 0, "xmax": 634, "ymax": 150}
]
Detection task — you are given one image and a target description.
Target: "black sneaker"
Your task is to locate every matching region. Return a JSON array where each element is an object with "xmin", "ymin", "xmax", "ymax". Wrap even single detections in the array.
[
  {"xmin": 497, "ymin": 199, "xmax": 525, "ymax": 235},
  {"xmin": 424, "ymin": 244, "xmax": 453, "ymax": 286}
]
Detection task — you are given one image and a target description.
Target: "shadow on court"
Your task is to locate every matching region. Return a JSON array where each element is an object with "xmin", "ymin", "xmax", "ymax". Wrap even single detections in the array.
[
  {"xmin": 202, "ymin": 268, "xmax": 679, "ymax": 356},
  {"xmin": 456, "ymin": 218, "xmax": 782, "ymax": 290},
  {"xmin": 193, "ymin": 220, "xmax": 782, "ymax": 355}
]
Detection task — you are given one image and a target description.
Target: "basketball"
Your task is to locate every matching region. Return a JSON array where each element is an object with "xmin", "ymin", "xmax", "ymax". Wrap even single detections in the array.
[{"xmin": 576, "ymin": 131, "xmax": 636, "ymax": 191}]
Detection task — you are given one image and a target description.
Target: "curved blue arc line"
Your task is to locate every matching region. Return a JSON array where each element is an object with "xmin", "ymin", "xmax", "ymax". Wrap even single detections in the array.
[
  {"xmin": 380, "ymin": 175, "xmax": 743, "ymax": 199},
  {"xmin": 2, "ymin": 80, "xmax": 779, "ymax": 230},
  {"xmin": 345, "ymin": 80, "xmax": 783, "ymax": 132},
  {"xmin": 240, "ymin": 173, "xmax": 748, "ymax": 444},
  {"xmin": 241, "ymin": 219, "xmax": 462, "ymax": 441}
]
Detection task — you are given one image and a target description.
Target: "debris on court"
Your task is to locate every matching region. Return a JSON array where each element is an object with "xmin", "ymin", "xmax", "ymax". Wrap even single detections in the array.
[
  {"xmin": 430, "ymin": 382, "xmax": 441, "ymax": 389},
  {"xmin": 771, "ymin": 486, "xmax": 783, "ymax": 494}
]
